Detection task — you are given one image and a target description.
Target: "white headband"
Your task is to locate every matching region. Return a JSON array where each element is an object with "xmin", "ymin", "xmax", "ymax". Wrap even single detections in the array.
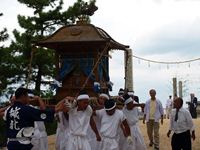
[
  {"xmin": 77, "ymin": 94, "xmax": 89, "ymax": 101},
  {"xmin": 128, "ymin": 92, "xmax": 134, "ymax": 96},
  {"xmin": 118, "ymin": 91, "xmax": 124, "ymax": 94},
  {"xmin": 28, "ymin": 93, "xmax": 34, "ymax": 97},
  {"xmin": 104, "ymin": 103, "xmax": 116, "ymax": 111},
  {"xmin": 99, "ymin": 93, "xmax": 109, "ymax": 100},
  {"xmin": 125, "ymin": 97, "xmax": 133, "ymax": 105}
]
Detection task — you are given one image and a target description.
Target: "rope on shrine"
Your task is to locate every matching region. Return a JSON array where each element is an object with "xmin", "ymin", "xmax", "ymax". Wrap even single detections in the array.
[
  {"xmin": 75, "ymin": 43, "xmax": 110, "ymax": 98},
  {"xmin": 26, "ymin": 45, "xmax": 35, "ymax": 88}
]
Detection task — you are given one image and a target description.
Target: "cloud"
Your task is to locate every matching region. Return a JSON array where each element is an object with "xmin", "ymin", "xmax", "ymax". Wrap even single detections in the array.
[{"xmin": 135, "ymin": 18, "xmax": 200, "ymax": 57}]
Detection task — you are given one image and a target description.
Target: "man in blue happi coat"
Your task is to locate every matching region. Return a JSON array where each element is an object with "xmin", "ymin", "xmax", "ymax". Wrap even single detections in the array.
[{"xmin": 3, "ymin": 87, "xmax": 64, "ymax": 150}]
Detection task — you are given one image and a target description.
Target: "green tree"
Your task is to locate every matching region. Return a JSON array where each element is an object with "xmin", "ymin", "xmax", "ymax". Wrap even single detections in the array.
[
  {"xmin": 8, "ymin": 0, "xmax": 96, "ymax": 95},
  {"xmin": 0, "ymin": 13, "xmax": 8, "ymax": 44},
  {"xmin": 0, "ymin": 13, "xmax": 10, "ymax": 96}
]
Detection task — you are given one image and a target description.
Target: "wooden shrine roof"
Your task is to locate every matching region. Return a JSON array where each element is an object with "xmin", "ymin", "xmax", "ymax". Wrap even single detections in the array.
[{"xmin": 35, "ymin": 22, "xmax": 129, "ymax": 51}]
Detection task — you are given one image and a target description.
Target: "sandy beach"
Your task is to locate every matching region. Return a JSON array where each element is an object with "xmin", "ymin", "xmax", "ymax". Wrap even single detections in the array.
[{"xmin": 48, "ymin": 118, "xmax": 200, "ymax": 150}]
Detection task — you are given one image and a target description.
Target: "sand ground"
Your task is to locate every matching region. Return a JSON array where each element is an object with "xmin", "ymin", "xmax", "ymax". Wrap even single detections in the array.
[{"xmin": 48, "ymin": 118, "xmax": 200, "ymax": 150}]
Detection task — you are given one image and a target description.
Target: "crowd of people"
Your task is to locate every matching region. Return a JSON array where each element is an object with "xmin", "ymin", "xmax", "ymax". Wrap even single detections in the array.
[{"xmin": 0, "ymin": 87, "xmax": 198, "ymax": 150}]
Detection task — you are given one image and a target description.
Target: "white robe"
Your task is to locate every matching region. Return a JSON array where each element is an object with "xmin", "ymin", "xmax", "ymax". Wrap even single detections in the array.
[
  {"xmin": 65, "ymin": 105, "xmax": 93, "ymax": 150},
  {"xmin": 96, "ymin": 109, "xmax": 126, "ymax": 150},
  {"xmin": 55, "ymin": 112, "xmax": 69, "ymax": 150},
  {"xmin": 29, "ymin": 105, "xmax": 48, "ymax": 150},
  {"xmin": 122, "ymin": 106, "xmax": 147, "ymax": 150},
  {"xmin": 87, "ymin": 115, "xmax": 101, "ymax": 150},
  {"xmin": 31, "ymin": 121, "xmax": 48, "ymax": 150}
]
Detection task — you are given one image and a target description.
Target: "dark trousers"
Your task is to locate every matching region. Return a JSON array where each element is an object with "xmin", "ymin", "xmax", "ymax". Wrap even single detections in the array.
[
  {"xmin": 171, "ymin": 130, "xmax": 191, "ymax": 150},
  {"xmin": 7, "ymin": 141, "xmax": 33, "ymax": 150}
]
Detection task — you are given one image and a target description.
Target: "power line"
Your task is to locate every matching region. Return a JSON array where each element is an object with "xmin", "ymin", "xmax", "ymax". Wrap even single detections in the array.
[{"xmin": 132, "ymin": 55, "xmax": 200, "ymax": 64}]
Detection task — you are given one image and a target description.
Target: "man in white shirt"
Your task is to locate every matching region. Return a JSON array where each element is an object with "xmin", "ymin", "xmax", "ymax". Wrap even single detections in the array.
[
  {"xmin": 166, "ymin": 95, "xmax": 173, "ymax": 119},
  {"xmin": 167, "ymin": 97, "xmax": 195, "ymax": 150},
  {"xmin": 122, "ymin": 94, "xmax": 147, "ymax": 150},
  {"xmin": 87, "ymin": 93, "xmax": 109, "ymax": 150},
  {"xmin": 143, "ymin": 89, "xmax": 164, "ymax": 150},
  {"xmin": 27, "ymin": 91, "xmax": 48, "ymax": 150},
  {"xmin": 32, "ymin": 121, "xmax": 48, "ymax": 150},
  {"xmin": 64, "ymin": 92, "xmax": 101, "ymax": 150},
  {"xmin": 94, "ymin": 99, "xmax": 133, "ymax": 150},
  {"xmin": 55, "ymin": 111, "xmax": 69, "ymax": 150}
]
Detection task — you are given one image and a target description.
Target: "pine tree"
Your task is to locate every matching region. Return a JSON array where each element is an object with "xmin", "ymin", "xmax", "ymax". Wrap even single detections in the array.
[
  {"xmin": 0, "ymin": 13, "xmax": 8, "ymax": 44},
  {"xmin": 0, "ymin": 13, "xmax": 10, "ymax": 96}
]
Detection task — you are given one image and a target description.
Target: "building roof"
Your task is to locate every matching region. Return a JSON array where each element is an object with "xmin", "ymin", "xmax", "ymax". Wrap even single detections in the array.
[{"xmin": 35, "ymin": 22, "xmax": 129, "ymax": 51}]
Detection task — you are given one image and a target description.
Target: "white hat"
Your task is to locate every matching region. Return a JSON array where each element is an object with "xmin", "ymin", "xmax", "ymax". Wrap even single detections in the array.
[
  {"xmin": 128, "ymin": 91, "xmax": 134, "ymax": 96},
  {"xmin": 124, "ymin": 97, "xmax": 133, "ymax": 105},
  {"xmin": 28, "ymin": 93, "xmax": 34, "ymax": 97},
  {"xmin": 99, "ymin": 93, "xmax": 109, "ymax": 100},
  {"xmin": 123, "ymin": 94, "xmax": 133, "ymax": 105},
  {"xmin": 77, "ymin": 94, "xmax": 89, "ymax": 101}
]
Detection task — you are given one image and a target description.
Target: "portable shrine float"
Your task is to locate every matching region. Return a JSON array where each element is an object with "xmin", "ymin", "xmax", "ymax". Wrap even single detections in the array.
[{"xmin": 35, "ymin": 20, "xmax": 134, "ymax": 102}]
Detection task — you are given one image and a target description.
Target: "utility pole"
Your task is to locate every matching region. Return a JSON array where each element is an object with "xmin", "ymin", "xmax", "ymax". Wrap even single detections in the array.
[
  {"xmin": 124, "ymin": 48, "xmax": 133, "ymax": 91},
  {"xmin": 173, "ymin": 77, "xmax": 177, "ymax": 99},
  {"xmin": 178, "ymin": 81, "xmax": 183, "ymax": 98}
]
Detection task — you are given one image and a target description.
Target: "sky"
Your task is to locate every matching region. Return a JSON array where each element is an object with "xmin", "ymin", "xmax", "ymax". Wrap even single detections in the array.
[{"xmin": 1, "ymin": 0, "xmax": 200, "ymax": 106}]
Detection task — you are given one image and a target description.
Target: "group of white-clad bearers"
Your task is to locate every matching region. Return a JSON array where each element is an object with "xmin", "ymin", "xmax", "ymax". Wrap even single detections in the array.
[
  {"xmin": 53, "ymin": 90, "xmax": 147, "ymax": 150},
  {"xmin": 1, "ymin": 87, "xmax": 197, "ymax": 150}
]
